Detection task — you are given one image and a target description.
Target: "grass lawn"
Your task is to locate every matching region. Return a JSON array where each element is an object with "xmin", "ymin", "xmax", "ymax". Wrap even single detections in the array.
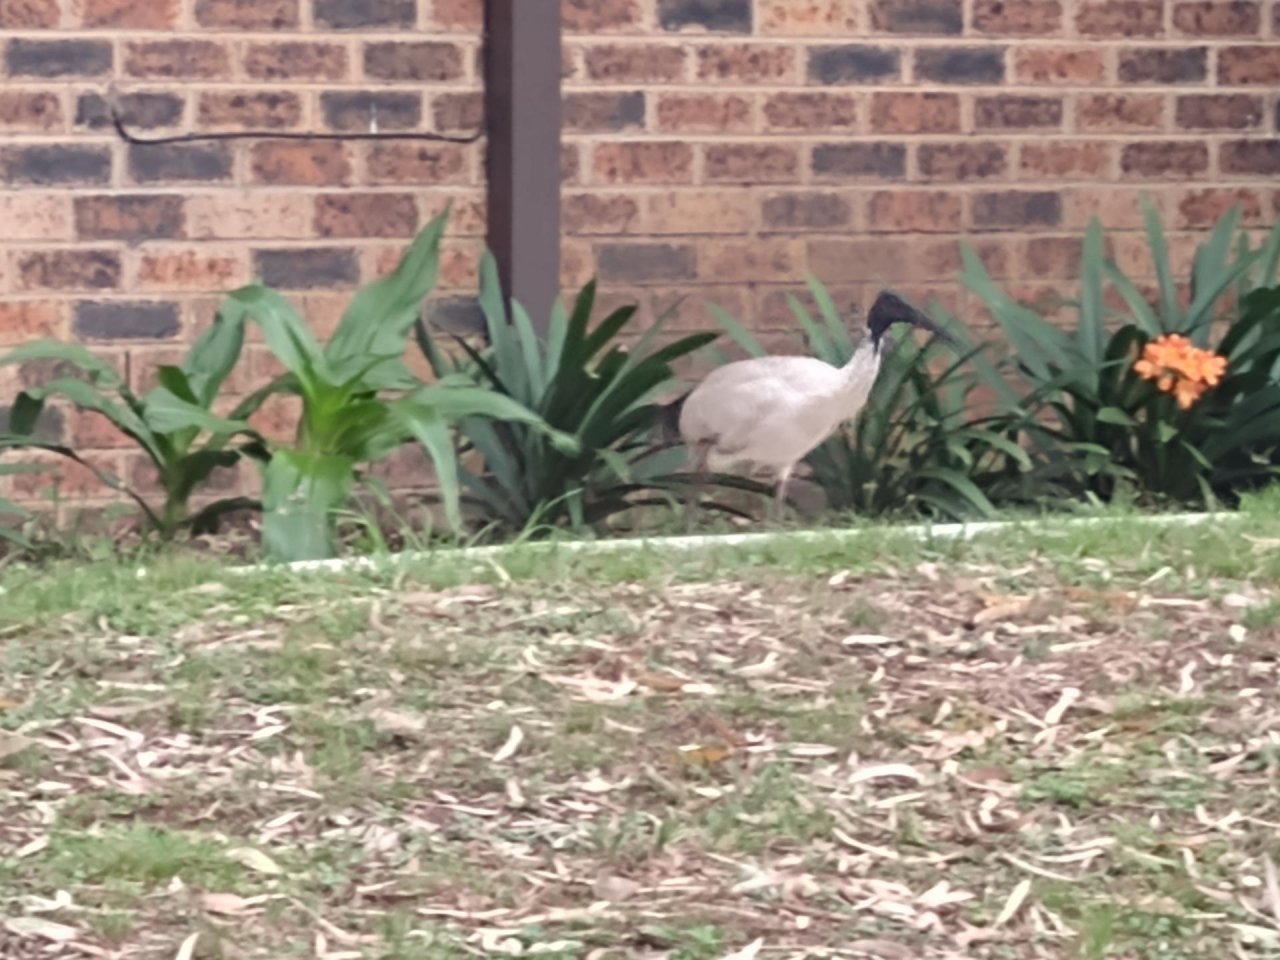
[{"xmin": 3, "ymin": 504, "xmax": 1280, "ymax": 959}]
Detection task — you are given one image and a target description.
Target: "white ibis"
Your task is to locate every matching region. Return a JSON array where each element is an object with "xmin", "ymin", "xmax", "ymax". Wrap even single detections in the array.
[{"xmin": 667, "ymin": 291, "xmax": 950, "ymax": 526}]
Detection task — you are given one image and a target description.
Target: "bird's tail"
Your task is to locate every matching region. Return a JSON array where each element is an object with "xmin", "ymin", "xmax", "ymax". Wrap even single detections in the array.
[{"xmin": 655, "ymin": 391, "xmax": 689, "ymax": 448}]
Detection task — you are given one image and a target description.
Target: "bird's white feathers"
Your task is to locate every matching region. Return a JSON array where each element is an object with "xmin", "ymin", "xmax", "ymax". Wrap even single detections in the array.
[{"xmin": 679, "ymin": 339, "xmax": 881, "ymax": 474}]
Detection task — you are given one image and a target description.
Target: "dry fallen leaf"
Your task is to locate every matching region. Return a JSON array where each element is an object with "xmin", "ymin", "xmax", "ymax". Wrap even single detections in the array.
[
  {"xmin": 0, "ymin": 731, "xmax": 36, "ymax": 762},
  {"xmin": 201, "ymin": 892, "xmax": 258, "ymax": 915},
  {"xmin": 174, "ymin": 932, "xmax": 200, "ymax": 960},
  {"xmin": 993, "ymin": 878, "xmax": 1032, "ymax": 928},
  {"xmin": 492, "ymin": 725, "xmax": 525, "ymax": 763},
  {"xmin": 367, "ymin": 708, "xmax": 428, "ymax": 740},
  {"xmin": 227, "ymin": 847, "xmax": 284, "ymax": 875},
  {"xmin": 719, "ymin": 938, "xmax": 764, "ymax": 960},
  {"xmin": 636, "ymin": 670, "xmax": 689, "ymax": 693},
  {"xmin": 592, "ymin": 873, "xmax": 640, "ymax": 902},
  {"xmin": 847, "ymin": 940, "xmax": 914, "ymax": 959},
  {"xmin": 4, "ymin": 917, "xmax": 80, "ymax": 942}
]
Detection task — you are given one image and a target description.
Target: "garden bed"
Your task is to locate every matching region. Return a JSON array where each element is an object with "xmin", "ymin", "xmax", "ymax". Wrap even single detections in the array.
[{"xmin": 3, "ymin": 510, "xmax": 1280, "ymax": 958}]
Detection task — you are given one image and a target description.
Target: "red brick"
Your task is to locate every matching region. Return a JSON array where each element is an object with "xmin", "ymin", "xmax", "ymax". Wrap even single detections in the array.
[
  {"xmin": 250, "ymin": 141, "xmax": 353, "ymax": 186},
  {"xmin": 972, "ymin": 0, "xmax": 1064, "ymax": 35},
  {"xmin": 194, "ymin": 0, "xmax": 298, "ymax": 28},
  {"xmin": 16, "ymin": 251, "xmax": 121, "ymax": 292},
  {"xmin": 430, "ymin": 0, "xmax": 482, "ymax": 28},
  {"xmin": 1173, "ymin": 2, "xmax": 1260, "ymax": 36},
  {"xmin": 77, "ymin": 0, "xmax": 179, "ymax": 27},
  {"xmin": 867, "ymin": 191, "xmax": 963, "ymax": 232},
  {"xmin": 75, "ymin": 195, "xmax": 185, "ymax": 242},
  {"xmin": 1076, "ymin": 93, "xmax": 1165, "ymax": 131},
  {"xmin": 0, "ymin": 195, "xmax": 72, "ymax": 241},
  {"xmin": 563, "ymin": 194, "xmax": 641, "ymax": 235},
  {"xmin": 763, "ymin": 92, "xmax": 858, "ymax": 131},
  {"xmin": 1020, "ymin": 142, "xmax": 1114, "ymax": 179},
  {"xmin": 365, "ymin": 144, "xmax": 471, "ymax": 186},
  {"xmin": 0, "ymin": 0, "xmax": 60, "ymax": 27},
  {"xmin": 1176, "ymin": 94, "xmax": 1264, "ymax": 130},
  {"xmin": 1076, "ymin": 1, "xmax": 1165, "ymax": 36},
  {"xmin": 583, "ymin": 44, "xmax": 687, "ymax": 82},
  {"xmin": 592, "ymin": 141, "xmax": 694, "ymax": 184},
  {"xmin": 197, "ymin": 92, "xmax": 303, "ymax": 130},
  {"xmin": 975, "ymin": 95, "xmax": 1064, "ymax": 130},
  {"xmin": 1061, "ymin": 188, "xmax": 1154, "ymax": 229},
  {"xmin": 697, "ymin": 239, "xmax": 803, "ymax": 283},
  {"xmin": 1175, "ymin": 188, "xmax": 1265, "ymax": 228},
  {"xmin": 1218, "ymin": 46, "xmax": 1280, "ymax": 85},
  {"xmin": 809, "ymin": 237, "xmax": 1011, "ymax": 283},
  {"xmin": 12, "ymin": 452, "xmax": 123, "ymax": 499},
  {"xmin": 697, "ymin": 44, "xmax": 798, "ymax": 83},
  {"xmin": 761, "ymin": 191, "xmax": 854, "ymax": 231},
  {"xmin": 563, "ymin": 92, "xmax": 646, "ymax": 132},
  {"xmin": 704, "ymin": 144, "xmax": 801, "ymax": 183},
  {"xmin": 656, "ymin": 93, "xmax": 753, "ymax": 132},
  {"xmin": 0, "ymin": 302, "xmax": 67, "ymax": 345},
  {"xmin": 646, "ymin": 191, "xmax": 754, "ymax": 234},
  {"xmin": 134, "ymin": 250, "xmax": 248, "ymax": 291},
  {"xmin": 1121, "ymin": 141, "xmax": 1209, "ymax": 178},
  {"xmin": 432, "ymin": 92, "xmax": 482, "ymax": 133},
  {"xmin": 758, "ymin": 0, "xmax": 858, "ymax": 34},
  {"xmin": 917, "ymin": 142, "xmax": 1008, "ymax": 180},
  {"xmin": 68, "ymin": 410, "xmax": 135, "ymax": 450},
  {"xmin": 562, "ymin": 144, "xmax": 582, "ymax": 184},
  {"xmin": 186, "ymin": 191, "xmax": 313, "ymax": 239},
  {"xmin": 244, "ymin": 42, "xmax": 348, "ymax": 81},
  {"xmin": 0, "ymin": 91, "xmax": 61, "ymax": 131},
  {"xmin": 314, "ymin": 193, "xmax": 420, "ymax": 238},
  {"xmin": 1022, "ymin": 236, "xmax": 1096, "ymax": 277},
  {"xmin": 124, "ymin": 40, "xmax": 231, "ymax": 79},
  {"xmin": 563, "ymin": 0, "xmax": 644, "ymax": 31},
  {"xmin": 871, "ymin": 93, "xmax": 960, "ymax": 133},
  {"xmin": 1015, "ymin": 47, "xmax": 1107, "ymax": 83}
]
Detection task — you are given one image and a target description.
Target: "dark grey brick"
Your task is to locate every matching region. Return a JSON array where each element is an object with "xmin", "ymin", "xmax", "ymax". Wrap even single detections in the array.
[
  {"xmin": 1119, "ymin": 47, "xmax": 1208, "ymax": 84},
  {"xmin": 254, "ymin": 249, "xmax": 360, "ymax": 290},
  {"xmin": 809, "ymin": 45, "xmax": 901, "ymax": 84},
  {"xmin": 313, "ymin": 0, "xmax": 415, "ymax": 29},
  {"xmin": 5, "ymin": 39, "xmax": 113, "ymax": 77},
  {"xmin": 73, "ymin": 301, "xmax": 181, "ymax": 340},
  {"xmin": 596, "ymin": 243, "xmax": 696, "ymax": 283},
  {"xmin": 658, "ymin": 0, "xmax": 751, "ymax": 32},
  {"xmin": 128, "ymin": 143, "xmax": 233, "ymax": 183},
  {"xmin": 75, "ymin": 92, "xmax": 184, "ymax": 131},
  {"xmin": 320, "ymin": 91, "xmax": 422, "ymax": 131},
  {"xmin": 1, "ymin": 146, "xmax": 112, "ymax": 186},
  {"xmin": 812, "ymin": 143, "xmax": 906, "ymax": 178},
  {"xmin": 915, "ymin": 46, "xmax": 1007, "ymax": 83}
]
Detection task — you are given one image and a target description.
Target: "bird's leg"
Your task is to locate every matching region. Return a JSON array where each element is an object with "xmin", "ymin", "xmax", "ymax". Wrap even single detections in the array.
[
  {"xmin": 772, "ymin": 463, "xmax": 795, "ymax": 524},
  {"xmin": 685, "ymin": 441, "xmax": 711, "ymax": 534}
]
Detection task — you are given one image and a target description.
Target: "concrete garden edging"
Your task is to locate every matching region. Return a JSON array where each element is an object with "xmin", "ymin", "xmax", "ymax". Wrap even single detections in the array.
[{"xmin": 227, "ymin": 511, "xmax": 1221, "ymax": 578}]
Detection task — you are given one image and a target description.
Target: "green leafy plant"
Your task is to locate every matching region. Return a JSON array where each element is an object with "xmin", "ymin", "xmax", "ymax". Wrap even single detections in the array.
[
  {"xmin": 232, "ymin": 212, "xmax": 577, "ymax": 562},
  {"xmin": 0, "ymin": 311, "xmax": 266, "ymax": 540},
  {"xmin": 962, "ymin": 200, "xmax": 1280, "ymax": 506},
  {"xmin": 415, "ymin": 254, "xmax": 723, "ymax": 533},
  {"xmin": 707, "ymin": 277, "xmax": 1030, "ymax": 520}
]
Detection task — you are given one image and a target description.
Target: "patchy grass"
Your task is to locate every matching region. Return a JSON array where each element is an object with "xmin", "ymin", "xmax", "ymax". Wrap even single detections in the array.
[{"xmin": 4, "ymin": 508, "xmax": 1280, "ymax": 957}]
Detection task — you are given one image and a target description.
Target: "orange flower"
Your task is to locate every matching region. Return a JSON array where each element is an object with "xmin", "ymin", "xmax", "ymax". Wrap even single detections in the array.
[{"xmin": 1133, "ymin": 334, "xmax": 1227, "ymax": 411}]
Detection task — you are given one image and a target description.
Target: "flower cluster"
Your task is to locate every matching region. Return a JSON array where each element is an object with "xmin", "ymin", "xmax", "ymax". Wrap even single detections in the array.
[{"xmin": 1133, "ymin": 334, "xmax": 1228, "ymax": 410}]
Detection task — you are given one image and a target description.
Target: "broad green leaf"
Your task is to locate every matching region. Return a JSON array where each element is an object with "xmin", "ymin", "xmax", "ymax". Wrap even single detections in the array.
[
  {"xmin": 1096, "ymin": 406, "xmax": 1136, "ymax": 426},
  {"xmin": 0, "ymin": 340, "xmax": 123, "ymax": 387},
  {"xmin": 397, "ymin": 408, "xmax": 463, "ymax": 533},
  {"xmin": 327, "ymin": 209, "xmax": 448, "ymax": 365},
  {"xmin": 229, "ymin": 285, "xmax": 329, "ymax": 390},
  {"xmin": 183, "ymin": 300, "xmax": 249, "ymax": 407},
  {"xmin": 1142, "ymin": 196, "xmax": 1181, "ymax": 328},
  {"xmin": 143, "ymin": 387, "xmax": 257, "ymax": 438},
  {"xmin": 259, "ymin": 451, "xmax": 355, "ymax": 562}
]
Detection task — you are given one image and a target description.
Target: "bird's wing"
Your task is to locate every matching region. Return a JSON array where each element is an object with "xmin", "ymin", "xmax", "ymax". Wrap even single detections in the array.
[{"xmin": 680, "ymin": 356, "xmax": 844, "ymax": 454}]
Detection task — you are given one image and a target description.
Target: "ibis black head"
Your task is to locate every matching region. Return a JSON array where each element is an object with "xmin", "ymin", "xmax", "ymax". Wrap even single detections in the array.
[{"xmin": 867, "ymin": 291, "xmax": 952, "ymax": 348}]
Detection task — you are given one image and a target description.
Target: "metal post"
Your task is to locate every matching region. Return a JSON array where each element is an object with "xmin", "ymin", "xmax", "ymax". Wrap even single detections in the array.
[{"xmin": 484, "ymin": 0, "xmax": 562, "ymax": 331}]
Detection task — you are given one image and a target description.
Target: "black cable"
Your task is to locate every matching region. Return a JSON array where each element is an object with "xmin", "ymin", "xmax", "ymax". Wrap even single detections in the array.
[{"xmin": 106, "ymin": 91, "xmax": 485, "ymax": 147}]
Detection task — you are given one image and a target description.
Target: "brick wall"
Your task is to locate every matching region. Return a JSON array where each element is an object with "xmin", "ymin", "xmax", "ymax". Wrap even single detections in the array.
[{"xmin": 1, "ymin": 0, "xmax": 1279, "ymax": 512}]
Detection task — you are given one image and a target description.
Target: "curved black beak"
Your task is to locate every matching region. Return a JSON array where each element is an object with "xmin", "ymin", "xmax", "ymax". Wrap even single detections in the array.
[{"xmin": 868, "ymin": 291, "xmax": 957, "ymax": 348}]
